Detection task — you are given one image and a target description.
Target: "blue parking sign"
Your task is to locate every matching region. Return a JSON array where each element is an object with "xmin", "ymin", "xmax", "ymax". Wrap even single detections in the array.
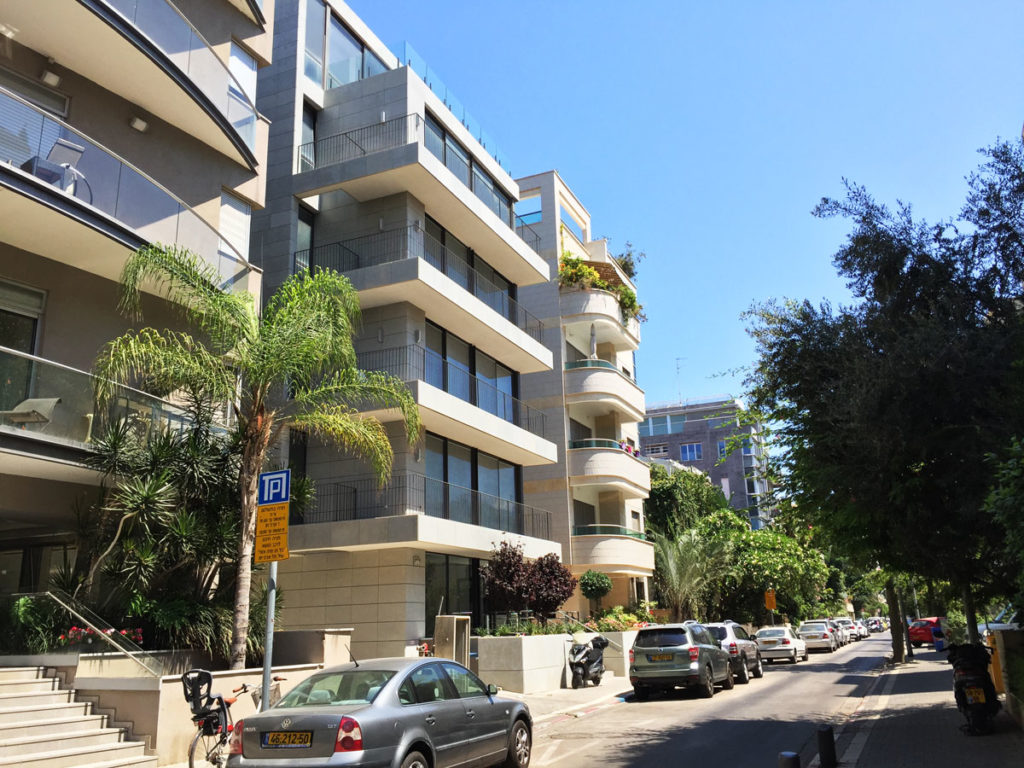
[{"xmin": 258, "ymin": 469, "xmax": 291, "ymax": 506}]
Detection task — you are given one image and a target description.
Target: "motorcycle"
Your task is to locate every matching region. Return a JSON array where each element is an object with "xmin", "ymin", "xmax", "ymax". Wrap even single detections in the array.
[
  {"xmin": 569, "ymin": 633, "xmax": 609, "ymax": 688},
  {"xmin": 947, "ymin": 642, "xmax": 1001, "ymax": 734}
]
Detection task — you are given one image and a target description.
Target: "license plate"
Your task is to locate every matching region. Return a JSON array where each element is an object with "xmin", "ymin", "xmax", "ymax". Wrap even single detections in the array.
[
  {"xmin": 804, "ymin": 634, "xmax": 820, "ymax": 639},
  {"xmin": 648, "ymin": 653, "xmax": 673, "ymax": 661},
  {"xmin": 761, "ymin": 640, "xmax": 777, "ymax": 646},
  {"xmin": 965, "ymin": 687, "xmax": 986, "ymax": 705},
  {"xmin": 263, "ymin": 731, "xmax": 313, "ymax": 748}
]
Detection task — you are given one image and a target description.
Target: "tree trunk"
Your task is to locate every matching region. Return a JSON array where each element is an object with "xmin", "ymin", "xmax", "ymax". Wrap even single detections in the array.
[
  {"xmin": 962, "ymin": 582, "xmax": 980, "ymax": 644},
  {"xmin": 885, "ymin": 578, "xmax": 905, "ymax": 663}
]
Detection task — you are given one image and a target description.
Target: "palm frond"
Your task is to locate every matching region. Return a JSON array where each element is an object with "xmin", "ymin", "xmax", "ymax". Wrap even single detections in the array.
[{"xmin": 291, "ymin": 405, "xmax": 395, "ymax": 485}]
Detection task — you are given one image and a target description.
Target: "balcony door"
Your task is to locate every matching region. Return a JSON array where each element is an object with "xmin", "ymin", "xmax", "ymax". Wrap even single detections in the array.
[{"xmin": 0, "ymin": 280, "xmax": 44, "ymax": 410}]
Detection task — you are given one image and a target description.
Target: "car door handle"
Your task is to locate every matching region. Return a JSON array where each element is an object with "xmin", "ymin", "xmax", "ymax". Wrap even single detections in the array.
[
  {"xmin": 465, "ymin": 709, "xmax": 476, "ymax": 718},
  {"xmin": 425, "ymin": 715, "xmax": 436, "ymax": 725}
]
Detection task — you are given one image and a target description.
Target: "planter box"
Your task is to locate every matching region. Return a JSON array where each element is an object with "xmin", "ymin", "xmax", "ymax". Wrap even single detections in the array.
[
  {"xmin": 475, "ymin": 634, "xmax": 571, "ymax": 693},
  {"xmin": 600, "ymin": 630, "xmax": 639, "ymax": 677}
]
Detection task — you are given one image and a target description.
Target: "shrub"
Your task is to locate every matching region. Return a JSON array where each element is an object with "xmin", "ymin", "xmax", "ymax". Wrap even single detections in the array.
[
  {"xmin": 579, "ymin": 570, "xmax": 613, "ymax": 602},
  {"xmin": 528, "ymin": 553, "xmax": 577, "ymax": 619}
]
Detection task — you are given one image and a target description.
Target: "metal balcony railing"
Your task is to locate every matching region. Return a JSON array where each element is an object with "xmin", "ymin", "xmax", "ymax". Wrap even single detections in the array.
[
  {"xmin": 0, "ymin": 86, "xmax": 252, "ymax": 290},
  {"xmin": 294, "ymin": 225, "xmax": 543, "ymax": 342},
  {"xmin": 296, "ymin": 472, "xmax": 551, "ymax": 540},
  {"xmin": 571, "ymin": 524, "xmax": 647, "ymax": 541},
  {"xmin": 356, "ymin": 345, "xmax": 546, "ymax": 438},
  {"xmin": 107, "ymin": 0, "xmax": 256, "ymax": 148}
]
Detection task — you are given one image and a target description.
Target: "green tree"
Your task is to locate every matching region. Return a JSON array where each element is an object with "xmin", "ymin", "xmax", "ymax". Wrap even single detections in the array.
[
  {"xmin": 645, "ymin": 464, "xmax": 730, "ymax": 537},
  {"xmin": 94, "ymin": 245, "xmax": 421, "ymax": 668},
  {"xmin": 578, "ymin": 569, "xmax": 613, "ymax": 614},
  {"xmin": 651, "ymin": 529, "xmax": 733, "ymax": 622}
]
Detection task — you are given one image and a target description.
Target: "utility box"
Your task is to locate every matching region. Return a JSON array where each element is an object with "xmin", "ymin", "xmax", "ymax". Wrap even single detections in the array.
[{"xmin": 434, "ymin": 615, "xmax": 471, "ymax": 666}]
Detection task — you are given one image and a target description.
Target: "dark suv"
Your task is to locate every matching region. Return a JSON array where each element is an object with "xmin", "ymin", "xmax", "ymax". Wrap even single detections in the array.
[
  {"xmin": 706, "ymin": 621, "xmax": 763, "ymax": 683},
  {"xmin": 629, "ymin": 623, "xmax": 732, "ymax": 700}
]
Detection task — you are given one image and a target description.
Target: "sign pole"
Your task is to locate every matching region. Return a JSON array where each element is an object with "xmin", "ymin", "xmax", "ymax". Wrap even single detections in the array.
[{"xmin": 261, "ymin": 559, "xmax": 277, "ymax": 712}]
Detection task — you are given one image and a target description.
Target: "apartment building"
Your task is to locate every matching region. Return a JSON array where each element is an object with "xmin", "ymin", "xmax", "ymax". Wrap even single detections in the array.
[
  {"xmin": 517, "ymin": 171, "xmax": 654, "ymax": 614},
  {"xmin": 252, "ymin": 0, "xmax": 560, "ymax": 657},
  {"xmin": 639, "ymin": 397, "xmax": 771, "ymax": 528},
  {"xmin": 0, "ymin": 1, "xmax": 272, "ymax": 592}
]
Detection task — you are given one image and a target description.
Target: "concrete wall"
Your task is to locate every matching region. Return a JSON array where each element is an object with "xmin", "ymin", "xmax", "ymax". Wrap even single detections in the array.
[{"xmin": 476, "ymin": 634, "xmax": 571, "ymax": 693}]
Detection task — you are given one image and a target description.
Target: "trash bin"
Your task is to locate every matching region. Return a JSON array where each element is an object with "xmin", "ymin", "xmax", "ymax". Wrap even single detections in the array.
[{"xmin": 934, "ymin": 637, "xmax": 945, "ymax": 652}]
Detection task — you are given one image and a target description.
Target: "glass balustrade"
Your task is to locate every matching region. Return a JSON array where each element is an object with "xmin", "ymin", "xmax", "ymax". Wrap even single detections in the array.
[
  {"xmin": 0, "ymin": 86, "xmax": 252, "ymax": 290},
  {"xmin": 571, "ymin": 524, "xmax": 647, "ymax": 540},
  {"xmin": 105, "ymin": 0, "xmax": 256, "ymax": 149}
]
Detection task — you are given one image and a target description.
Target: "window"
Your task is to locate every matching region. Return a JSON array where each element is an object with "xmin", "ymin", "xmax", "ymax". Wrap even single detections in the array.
[
  {"xmin": 326, "ymin": 15, "xmax": 362, "ymax": 87},
  {"xmin": 229, "ymin": 43, "xmax": 257, "ymax": 103},
  {"xmin": 718, "ymin": 440, "xmax": 728, "ymax": 459},
  {"xmin": 0, "ymin": 279, "xmax": 45, "ymax": 410},
  {"xmin": 0, "ymin": 66, "xmax": 68, "ymax": 116},
  {"xmin": 680, "ymin": 442, "xmax": 703, "ymax": 461},
  {"xmin": 646, "ymin": 444, "xmax": 668, "ymax": 457},
  {"xmin": 218, "ymin": 192, "xmax": 251, "ymax": 287},
  {"xmin": 440, "ymin": 662, "xmax": 487, "ymax": 698},
  {"xmin": 408, "ymin": 664, "xmax": 453, "ymax": 702},
  {"xmin": 304, "ymin": 0, "xmax": 389, "ymax": 89},
  {"xmin": 299, "ymin": 103, "xmax": 317, "ymax": 171},
  {"xmin": 573, "ymin": 499, "xmax": 596, "ymax": 528},
  {"xmin": 424, "ymin": 552, "xmax": 482, "ymax": 637},
  {"xmin": 742, "ymin": 438, "xmax": 757, "ymax": 456},
  {"xmin": 650, "ymin": 415, "xmax": 669, "ymax": 436},
  {"xmin": 303, "ymin": 0, "xmax": 326, "ymax": 85}
]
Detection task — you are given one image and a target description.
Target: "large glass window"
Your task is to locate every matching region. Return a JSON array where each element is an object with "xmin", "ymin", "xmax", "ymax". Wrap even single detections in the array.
[
  {"xmin": 306, "ymin": 3, "xmax": 390, "ymax": 90},
  {"xmin": 680, "ymin": 442, "xmax": 703, "ymax": 461},
  {"xmin": 650, "ymin": 415, "xmax": 669, "ymax": 436},
  {"xmin": 0, "ymin": 279, "xmax": 44, "ymax": 411},
  {"xmin": 423, "ymin": 322, "xmax": 519, "ymax": 422},
  {"xmin": 327, "ymin": 15, "xmax": 362, "ymax": 87},
  {"xmin": 424, "ymin": 553, "xmax": 481, "ymax": 637},
  {"xmin": 303, "ymin": 0, "xmax": 326, "ymax": 85}
]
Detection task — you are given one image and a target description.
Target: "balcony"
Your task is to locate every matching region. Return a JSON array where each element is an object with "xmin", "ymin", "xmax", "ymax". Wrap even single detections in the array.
[
  {"xmin": 571, "ymin": 526, "xmax": 654, "ymax": 573},
  {"xmin": 560, "ymin": 288, "xmax": 641, "ymax": 351},
  {"xmin": 567, "ymin": 439, "xmax": 650, "ymax": 498},
  {"xmin": 564, "ymin": 360, "xmax": 645, "ymax": 422},
  {"xmin": 294, "ymin": 112, "xmax": 548, "ymax": 287},
  {"xmin": 296, "ymin": 226, "xmax": 550, "ymax": 373},
  {"xmin": 357, "ymin": 346, "xmax": 556, "ymax": 467},
  {"xmin": 0, "ymin": 345, "xmax": 205, "ymax": 482},
  {"xmin": 0, "ymin": 0, "xmax": 259, "ymax": 165},
  {"xmin": 0, "ymin": 86, "xmax": 256, "ymax": 293}
]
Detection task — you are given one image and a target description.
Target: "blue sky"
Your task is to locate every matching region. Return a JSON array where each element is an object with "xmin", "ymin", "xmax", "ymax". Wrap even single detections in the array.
[{"xmin": 348, "ymin": 0, "xmax": 1024, "ymax": 406}]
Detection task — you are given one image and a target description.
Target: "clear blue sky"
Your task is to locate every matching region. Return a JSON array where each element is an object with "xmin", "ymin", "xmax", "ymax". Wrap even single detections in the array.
[{"xmin": 349, "ymin": 0, "xmax": 1024, "ymax": 406}]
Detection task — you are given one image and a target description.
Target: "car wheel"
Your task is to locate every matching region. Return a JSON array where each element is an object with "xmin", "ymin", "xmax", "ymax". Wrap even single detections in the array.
[
  {"xmin": 721, "ymin": 665, "xmax": 735, "ymax": 690},
  {"xmin": 402, "ymin": 750, "xmax": 429, "ymax": 768},
  {"xmin": 633, "ymin": 685, "xmax": 649, "ymax": 702},
  {"xmin": 699, "ymin": 666, "xmax": 715, "ymax": 698},
  {"xmin": 571, "ymin": 670, "xmax": 583, "ymax": 689},
  {"xmin": 593, "ymin": 674, "xmax": 602, "ymax": 686},
  {"xmin": 503, "ymin": 720, "xmax": 531, "ymax": 768},
  {"xmin": 802, "ymin": 650, "xmax": 809, "ymax": 661},
  {"xmin": 791, "ymin": 650, "xmax": 799, "ymax": 664},
  {"xmin": 736, "ymin": 658, "xmax": 751, "ymax": 684},
  {"xmin": 752, "ymin": 654, "xmax": 764, "ymax": 678}
]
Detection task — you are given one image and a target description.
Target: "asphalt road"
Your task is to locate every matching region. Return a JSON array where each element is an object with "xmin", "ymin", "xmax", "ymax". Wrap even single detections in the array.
[{"xmin": 532, "ymin": 633, "xmax": 893, "ymax": 768}]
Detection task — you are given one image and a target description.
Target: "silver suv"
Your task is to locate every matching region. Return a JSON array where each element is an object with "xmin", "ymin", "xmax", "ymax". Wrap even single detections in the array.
[
  {"xmin": 706, "ymin": 621, "xmax": 764, "ymax": 683},
  {"xmin": 629, "ymin": 623, "xmax": 732, "ymax": 700}
]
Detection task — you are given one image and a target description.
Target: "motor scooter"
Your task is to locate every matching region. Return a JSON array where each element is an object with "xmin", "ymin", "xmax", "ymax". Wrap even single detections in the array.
[
  {"xmin": 568, "ymin": 633, "xmax": 609, "ymax": 688},
  {"xmin": 947, "ymin": 642, "xmax": 1001, "ymax": 734}
]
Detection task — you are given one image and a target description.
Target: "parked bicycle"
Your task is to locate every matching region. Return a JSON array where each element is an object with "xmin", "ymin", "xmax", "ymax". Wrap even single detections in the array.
[{"xmin": 182, "ymin": 669, "xmax": 286, "ymax": 768}]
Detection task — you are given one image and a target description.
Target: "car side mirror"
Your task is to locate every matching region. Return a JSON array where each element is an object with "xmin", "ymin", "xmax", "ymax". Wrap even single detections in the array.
[{"xmin": 487, "ymin": 683, "xmax": 498, "ymax": 696}]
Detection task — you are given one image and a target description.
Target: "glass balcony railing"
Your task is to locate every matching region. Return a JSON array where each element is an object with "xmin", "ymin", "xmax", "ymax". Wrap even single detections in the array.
[
  {"xmin": 565, "ymin": 359, "xmax": 619, "ymax": 372},
  {"xmin": 356, "ymin": 344, "xmax": 546, "ymax": 439},
  {"xmin": 294, "ymin": 225, "xmax": 543, "ymax": 342},
  {"xmin": 0, "ymin": 86, "xmax": 252, "ymax": 290},
  {"xmin": 296, "ymin": 472, "xmax": 551, "ymax": 540},
  {"xmin": 0, "ymin": 345, "xmax": 203, "ymax": 449},
  {"xmin": 106, "ymin": 0, "xmax": 257, "ymax": 149},
  {"xmin": 571, "ymin": 524, "xmax": 647, "ymax": 541}
]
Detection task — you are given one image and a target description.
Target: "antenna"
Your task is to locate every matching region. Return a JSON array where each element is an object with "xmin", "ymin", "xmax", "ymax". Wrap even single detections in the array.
[{"xmin": 675, "ymin": 357, "xmax": 686, "ymax": 402}]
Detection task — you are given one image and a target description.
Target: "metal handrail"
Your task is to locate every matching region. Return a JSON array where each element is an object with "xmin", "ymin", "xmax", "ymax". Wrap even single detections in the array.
[{"xmin": 295, "ymin": 225, "xmax": 543, "ymax": 342}]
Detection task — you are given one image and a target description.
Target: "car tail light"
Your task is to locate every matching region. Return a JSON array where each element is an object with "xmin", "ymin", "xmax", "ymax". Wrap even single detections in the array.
[
  {"xmin": 227, "ymin": 720, "xmax": 243, "ymax": 755},
  {"xmin": 629, "ymin": 648, "xmax": 634, "ymax": 664},
  {"xmin": 335, "ymin": 716, "xmax": 363, "ymax": 752},
  {"xmin": 728, "ymin": 641, "xmax": 738, "ymax": 655},
  {"xmin": 689, "ymin": 647, "xmax": 700, "ymax": 662},
  {"xmin": 781, "ymin": 638, "xmax": 791, "ymax": 645}
]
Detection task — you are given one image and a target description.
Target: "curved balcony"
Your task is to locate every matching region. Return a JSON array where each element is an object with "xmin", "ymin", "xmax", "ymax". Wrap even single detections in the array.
[
  {"xmin": 571, "ymin": 527, "xmax": 654, "ymax": 574},
  {"xmin": 564, "ymin": 360, "xmax": 645, "ymax": 422},
  {"xmin": 567, "ymin": 439, "xmax": 650, "ymax": 498},
  {"xmin": 0, "ymin": 0, "xmax": 258, "ymax": 165},
  {"xmin": 559, "ymin": 288, "xmax": 641, "ymax": 351},
  {"xmin": 0, "ymin": 86, "xmax": 256, "ymax": 293}
]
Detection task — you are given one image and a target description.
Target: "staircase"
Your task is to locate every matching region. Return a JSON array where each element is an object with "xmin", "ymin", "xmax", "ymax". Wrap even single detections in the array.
[{"xmin": 0, "ymin": 666, "xmax": 156, "ymax": 768}]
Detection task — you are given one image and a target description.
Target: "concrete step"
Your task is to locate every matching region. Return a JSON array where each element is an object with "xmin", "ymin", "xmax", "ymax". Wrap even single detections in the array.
[
  {"xmin": 67, "ymin": 755, "xmax": 158, "ymax": 768},
  {"xmin": 0, "ymin": 713, "xmax": 107, "ymax": 739},
  {"xmin": 0, "ymin": 727, "xmax": 127, "ymax": 757},
  {"xmin": 0, "ymin": 667, "xmax": 44, "ymax": 681},
  {"xmin": 0, "ymin": 689, "xmax": 73, "ymax": 708},
  {"xmin": 0, "ymin": 701, "xmax": 92, "ymax": 724},
  {"xmin": 0, "ymin": 677, "xmax": 59, "ymax": 694},
  {"xmin": 0, "ymin": 739, "xmax": 148, "ymax": 768}
]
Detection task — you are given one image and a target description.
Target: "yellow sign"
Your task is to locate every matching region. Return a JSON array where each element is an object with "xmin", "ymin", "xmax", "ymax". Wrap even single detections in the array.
[
  {"xmin": 254, "ymin": 503, "xmax": 289, "ymax": 564},
  {"xmin": 765, "ymin": 589, "xmax": 777, "ymax": 611}
]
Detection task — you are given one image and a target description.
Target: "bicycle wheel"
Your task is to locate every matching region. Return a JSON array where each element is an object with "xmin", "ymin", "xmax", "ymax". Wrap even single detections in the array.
[{"xmin": 189, "ymin": 728, "xmax": 226, "ymax": 768}]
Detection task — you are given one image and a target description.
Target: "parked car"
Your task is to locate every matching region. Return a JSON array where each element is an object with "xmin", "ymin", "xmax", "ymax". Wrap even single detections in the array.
[
  {"xmin": 629, "ymin": 622, "xmax": 733, "ymax": 700},
  {"xmin": 833, "ymin": 617, "xmax": 858, "ymax": 641},
  {"xmin": 755, "ymin": 626, "xmax": 808, "ymax": 663},
  {"xmin": 706, "ymin": 621, "xmax": 764, "ymax": 683},
  {"xmin": 853, "ymin": 620, "xmax": 870, "ymax": 639},
  {"xmin": 908, "ymin": 617, "xmax": 946, "ymax": 647},
  {"xmin": 797, "ymin": 621, "xmax": 836, "ymax": 652},
  {"xmin": 817, "ymin": 618, "xmax": 848, "ymax": 646},
  {"xmin": 866, "ymin": 617, "xmax": 884, "ymax": 633},
  {"xmin": 225, "ymin": 658, "xmax": 531, "ymax": 768}
]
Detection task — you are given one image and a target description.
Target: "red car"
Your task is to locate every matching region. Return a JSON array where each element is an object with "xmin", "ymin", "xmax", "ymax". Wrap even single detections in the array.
[{"xmin": 908, "ymin": 617, "xmax": 945, "ymax": 647}]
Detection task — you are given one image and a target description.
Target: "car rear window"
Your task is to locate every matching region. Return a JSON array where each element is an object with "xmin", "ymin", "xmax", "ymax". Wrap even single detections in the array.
[
  {"xmin": 757, "ymin": 629, "xmax": 786, "ymax": 638},
  {"xmin": 706, "ymin": 626, "xmax": 727, "ymax": 640},
  {"xmin": 801, "ymin": 623, "xmax": 827, "ymax": 630},
  {"xmin": 910, "ymin": 620, "xmax": 931, "ymax": 628},
  {"xmin": 635, "ymin": 629, "xmax": 689, "ymax": 647},
  {"xmin": 276, "ymin": 669, "xmax": 396, "ymax": 708}
]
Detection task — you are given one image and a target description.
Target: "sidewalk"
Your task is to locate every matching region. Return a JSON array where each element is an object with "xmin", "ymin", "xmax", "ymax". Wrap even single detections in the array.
[
  {"xmin": 826, "ymin": 646, "xmax": 1024, "ymax": 768},
  {"xmin": 498, "ymin": 672, "xmax": 631, "ymax": 727}
]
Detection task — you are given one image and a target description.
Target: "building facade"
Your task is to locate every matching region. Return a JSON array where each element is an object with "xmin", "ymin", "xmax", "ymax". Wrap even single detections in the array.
[
  {"xmin": 517, "ymin": 171, "xmax": 653, "ymax": 615},
  {"xmin": 0, "ymin": 0, "xmax": 272, "ymax": 592},
  {"xmin": 639, "ymin": 398, "xmax": 770, "ymax": 528},
  {"xmin": 252, "ymin": 0, "xmax": 562, "ymax": 658}
]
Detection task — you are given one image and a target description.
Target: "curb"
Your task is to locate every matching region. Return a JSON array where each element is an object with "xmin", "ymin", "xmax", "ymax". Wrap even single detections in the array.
[{"xmin": 532, "ymin": 688, "xmax": 630, "ymax": 727}]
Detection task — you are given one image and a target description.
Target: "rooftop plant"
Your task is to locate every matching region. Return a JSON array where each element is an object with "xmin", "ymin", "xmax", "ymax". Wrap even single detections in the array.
[{"xmin": 558, "ymin": 254, "xmax": 645, "ymax": 323}]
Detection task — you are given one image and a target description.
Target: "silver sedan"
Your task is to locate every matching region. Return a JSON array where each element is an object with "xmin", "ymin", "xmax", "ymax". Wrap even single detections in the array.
[{"xmin": 226, "ymin": 657, "xmax": 531, "ymax": 768}]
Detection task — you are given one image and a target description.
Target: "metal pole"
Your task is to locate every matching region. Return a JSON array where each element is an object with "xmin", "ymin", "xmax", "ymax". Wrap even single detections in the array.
[
  {"xmin": 261, "ymin": 560, "xmax": 277, "ymax": 712},
  {"xmin": 816, "ymin": 725, "xmax": 837, "ymax": 768}
]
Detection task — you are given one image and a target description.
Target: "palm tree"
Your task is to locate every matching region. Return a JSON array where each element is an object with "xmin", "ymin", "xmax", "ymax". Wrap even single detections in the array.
[
  {"xmin": 652, "ymin": 528, "xmax": 734, "ymax": 622},
  {"xmin": 94, "ymin": 244, "xmax": 421, "ymax": 668}
]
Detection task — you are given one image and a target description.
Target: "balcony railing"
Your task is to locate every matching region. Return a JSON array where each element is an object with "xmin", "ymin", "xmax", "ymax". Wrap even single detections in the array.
[
  {"xmin": 571, "ymin": 524, "xmax": 647, "ymax": 541},
  {"xmin": 356, "ymin": 345, "xmax": 546, "ymax": 438},
  {"xmin": 0, "ymin": 86, "xmax": 252, "ymax": 290},
  {"xmin": 565, "ymin": 359, "xmax": 638, "ymax": 383},
  {"xmin": 106, "ymin": 0, "xmax": 256, "ymax": 148},
  {"xmin": 515, "ymin": 215, "xmax": 541, "ymax": 252},
  {"xmin": 0, "ymin": 346, "xmax": 204, "ymax": 448},
  {"xmin": 294, "ymin": 226, "xmax": 543, "ymax": 342},
  {"xmin": 296, "ymin": 472, "xmax": 551, "ymax": 540}
]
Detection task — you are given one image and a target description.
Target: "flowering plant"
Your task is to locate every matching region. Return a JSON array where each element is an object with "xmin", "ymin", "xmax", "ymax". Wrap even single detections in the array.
[{"xmin": 57, "ymin": 626, "xmax": 143, "ymax": 647}]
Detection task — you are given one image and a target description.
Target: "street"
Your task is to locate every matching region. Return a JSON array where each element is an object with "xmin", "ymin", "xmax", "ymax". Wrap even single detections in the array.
[{"xmin": 532, "ymin": 633, "xmax": 893, "ymax": 768}]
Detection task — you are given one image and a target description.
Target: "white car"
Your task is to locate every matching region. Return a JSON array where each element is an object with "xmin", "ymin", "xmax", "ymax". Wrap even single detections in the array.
[
  {"xmin": 833, "ymin": 617, "xmax": 858, "ymax": 641},
  {"xmin": 853, "ymin": 620, "xmax": 870, "ymax": 639},
  {"xmin": 755, "ymin": 626, "xmax": 808, "ymax": 663},
  {"xmin": 797, "ymin": 621, "xmax": 837, "ymax": 652}
]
